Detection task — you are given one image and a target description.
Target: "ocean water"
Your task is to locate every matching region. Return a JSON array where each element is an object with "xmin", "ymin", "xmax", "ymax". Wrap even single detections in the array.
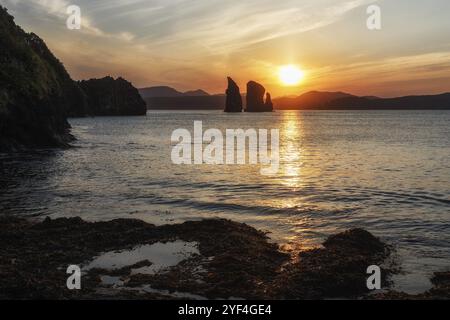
[{"xmin": 1, "ymin": 110, "xmax": 449, "ymax": 293}]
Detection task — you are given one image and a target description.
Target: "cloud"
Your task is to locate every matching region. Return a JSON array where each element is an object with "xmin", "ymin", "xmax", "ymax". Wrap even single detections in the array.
[
  {"xmin": 127, "ymin": 0, "xmax": 373, "ymax": 53},
  {"xmin": 2, "ymin": 0, "xmax": 136, "ymax": 41}
]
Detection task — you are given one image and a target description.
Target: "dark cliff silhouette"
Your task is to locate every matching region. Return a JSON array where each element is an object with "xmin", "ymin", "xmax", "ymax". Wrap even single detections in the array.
[
  {"xmin": 246, "ymin": 81, "xmax": 273, "ymax": 112},
  {"xmin": 74, "ymin": 77, "xmax": 147, "ymax": 117},
  {"xmin": 0, "ymin": 6, "xmax": 86, "ymax": 150},
  {"xmin": 0, "ymin": 7, "xmax": 148, "ymax": 150},
  {"xmin": 225, "ymin": 77, "xmax": 243, "ymax": 112}
]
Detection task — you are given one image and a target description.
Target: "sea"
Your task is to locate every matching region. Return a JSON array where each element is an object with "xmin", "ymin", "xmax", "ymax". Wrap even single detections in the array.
[{"xmin": 1, "ymin": 110, "xmax": 449, "ymax": 294}]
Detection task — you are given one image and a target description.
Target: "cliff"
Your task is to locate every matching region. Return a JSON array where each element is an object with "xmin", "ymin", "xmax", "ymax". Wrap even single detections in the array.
[
  {"xmin": 0, "ymin": 6, "xmax": 87, "ymax": 150},
  {"xmin": 76, "ymin": 77, "xmax": 147, "ymax": 116}
]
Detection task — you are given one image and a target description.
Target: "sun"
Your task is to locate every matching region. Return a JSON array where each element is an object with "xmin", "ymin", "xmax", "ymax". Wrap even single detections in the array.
[{"xmin": 279, "ymin": 65, "xmax": 305, "ymax": 86}]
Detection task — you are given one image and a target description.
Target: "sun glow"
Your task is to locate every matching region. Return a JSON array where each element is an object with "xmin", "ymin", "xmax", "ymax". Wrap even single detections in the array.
[{"xmin": 279, "ymin": 65, "xmax": 305, "ymax": 86}]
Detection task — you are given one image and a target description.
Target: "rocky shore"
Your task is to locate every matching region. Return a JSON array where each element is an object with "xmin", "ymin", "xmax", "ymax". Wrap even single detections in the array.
[
  {"xmin": 1, "ymin": 216, "xmax": 447, "ymax": 300},
  {"xmin": 0, "ymin": 6, "xmax": 83, "ymax": 151},
  {"xmin": 0, "ymin": 6, "xmax": 147, "ymax": 151}
]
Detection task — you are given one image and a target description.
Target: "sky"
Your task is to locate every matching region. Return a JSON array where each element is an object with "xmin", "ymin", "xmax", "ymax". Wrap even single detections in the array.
[{"xmin": 2, "ymin": 0, "xmax": 450, "ymax": 97}]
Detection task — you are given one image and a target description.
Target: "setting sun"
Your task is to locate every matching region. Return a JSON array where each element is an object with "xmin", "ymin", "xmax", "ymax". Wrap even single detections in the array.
[{"xmin": 279, "ymin": 65, "xmax": 305, "ymax": 86}]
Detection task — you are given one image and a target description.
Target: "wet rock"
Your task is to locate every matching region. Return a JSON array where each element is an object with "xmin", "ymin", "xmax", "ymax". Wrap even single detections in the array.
[
  {"xmin": 224, "ymin": 77, "xmax": 242, "ymax": 113},
  {"xmin": 371, "ymin": 271, "xmax": 450, "ymax": 300},
  {"xmin": 323, "ymin": 228, "xmax": 387, "ymax": 254},
  {"xmin": 89, "ymin": 260, "xmax": 154, "ymax": 278},
  {"xmin": 0, "ymin": 216, "xmax": 286, "ymax": 299},
  {"xmin": 246, "ymin": 81, "xmax": 273, "ymax": 112},
  {"xmin": 425, "ymin": 272, "xmax": 450, "ymax": 299},
  {"xmin": 0, "ymin": 217, "xmax": 423, "ymax": 300},
  {"xmin": 270, "ymin": 228, "xmax": 394, "ymax": 299}
]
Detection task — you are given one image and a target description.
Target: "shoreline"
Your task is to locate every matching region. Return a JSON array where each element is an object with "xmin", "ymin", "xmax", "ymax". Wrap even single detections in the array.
[{"xmin": 1, "ymin": 215, "xmax": 448, "ymax": 300}]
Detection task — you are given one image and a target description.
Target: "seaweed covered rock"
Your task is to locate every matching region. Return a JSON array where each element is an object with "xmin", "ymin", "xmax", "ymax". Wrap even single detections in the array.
[
  {"xmin": 271, "ymin": 228, "xmax": 393, "ymax": 299},
  {"xmin": 76, "ymin": 77, "xmax": 147, "ymax": 116},
  {"xmin": 224, "ymin": 77, "xmax": 242, "ymax": 112},
  {"xmin": 371, "ymin": 271, "xmax": 450, "ymax": 300},
  {"xmin": 0, "ymin": 6, "xmax": 87, "ymax": 151},
  {"xmin": 0, "ymin": 216, "xmax": 288, "ymax": 299},
  {"xmin": 0, "ymin": 214, "xmax": 402, "ymax": 300}
]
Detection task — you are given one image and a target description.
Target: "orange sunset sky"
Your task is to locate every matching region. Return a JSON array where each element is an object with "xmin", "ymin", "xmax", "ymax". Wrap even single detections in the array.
[{"xmin": 3, "ymin": 0, "xmax": 450, "ymax": 97}]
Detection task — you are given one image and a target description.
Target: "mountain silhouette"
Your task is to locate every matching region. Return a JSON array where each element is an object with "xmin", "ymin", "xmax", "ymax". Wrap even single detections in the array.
[
  {"xmin": 139, "ymin": 86, "xmax": 210, "ymax": 98},
  {"xmin": 273, "ymin": 91, "xmax": 450, "ymax": 110},
  {"xmin": 184, "ymin": 89, "xmax": 210, "ymax": 96},
  {"xmin": 329, "ymin": 93, "xmax": 450, "ymax": 109},
  {"xmin": 274, "ymin": 91, "xmax": 356, "ymax": 110},
  {"xmin": 139, "ymin": 86, "xmax": 227, "ymax": 110}
]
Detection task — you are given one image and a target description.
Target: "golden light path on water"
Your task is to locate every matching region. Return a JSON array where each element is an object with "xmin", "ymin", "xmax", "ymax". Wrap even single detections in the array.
[{"xmin": 260, "ymin": 112, "xmax": 332, "ymax": 249}]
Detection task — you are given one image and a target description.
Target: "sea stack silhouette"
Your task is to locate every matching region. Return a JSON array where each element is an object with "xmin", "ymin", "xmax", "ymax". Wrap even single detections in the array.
[
  {"xmin": 265, "ymin": 92, "xmax": 273, "ymax": 111},
  {"xmin": 246, "ymin": 81, "xmax": 273, "ymax": 112},
  {"xmin": 224, "ymin": 77, "xmax": 243, "ymax": 112}
]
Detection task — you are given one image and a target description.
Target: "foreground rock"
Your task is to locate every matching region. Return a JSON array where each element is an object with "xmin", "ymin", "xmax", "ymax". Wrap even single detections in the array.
[
  {"xmin": 369, "ymin": 272, "xmax": 450, "ymax": 300},
  {"xmin": 0, "ymin": 216, "xmax": 424, "ymax": 300},
  {"xmin": 224, "ymin": 77, "xmax": 243, "ymax": 113},
  {"xmin": 75, "ymin": 77, "xmax": 147, "ymax": 117},
  {"xmin": 246, "ymin": 81, "xmax": 273, "ymax": 112},
  {"xmin": 271, "ymin": 229, "xmax": 396, "ymax": 299},
  {"xmin": 0, "ymin": 217, "xmax": 285, "ymax": 299},
  {"xmin": 0, "ymin": 6, "xmax": 86, "ymax": 151}
]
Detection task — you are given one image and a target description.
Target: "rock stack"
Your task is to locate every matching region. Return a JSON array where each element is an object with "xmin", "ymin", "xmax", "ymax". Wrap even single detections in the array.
[
  {"xmin": 224, "ymin": 78, "xmax": 274, "ymax": 113},
  {"xmin": 224, "ymin": 77, "xmax": 243, "ymax": 112},
  {"xmin": 246, "ymin": 81, "xmax": 273, "ymax": 112}
]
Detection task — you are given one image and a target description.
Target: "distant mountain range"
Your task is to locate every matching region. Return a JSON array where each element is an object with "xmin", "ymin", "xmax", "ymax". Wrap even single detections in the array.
[
  {"xmin": 327, "ymin": 92, "xmax": 450, "ymax": 110},
  {"xmin": 139, "ymin": 86, "xmax": 210, "ymax": 98},
  {"xmin": 139, "ymin": 85, "xmax": 450, "ymax": 110},
  {"xmin": 274, "ymin": 91, "xmax": 355, "ymax": 110},
  {"xmin": 274, "ymin": 91, "xmax": 450, "ymax": 110},
  {"xmin": 139, "ymin": 86, "xmax": 226, "ymax": 110}
]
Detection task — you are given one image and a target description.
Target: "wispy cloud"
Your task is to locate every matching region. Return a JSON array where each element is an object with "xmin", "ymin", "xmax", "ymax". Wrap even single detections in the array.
[{"xmin": 2, "ymin": 0, "xmax": 136, "ymax": 41}]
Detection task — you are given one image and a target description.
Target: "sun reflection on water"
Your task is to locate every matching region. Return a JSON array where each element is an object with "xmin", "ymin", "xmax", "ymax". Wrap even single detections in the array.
[{"xmin": 279, "ymin": 112, "xmax": 304, "ymax": 188}]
